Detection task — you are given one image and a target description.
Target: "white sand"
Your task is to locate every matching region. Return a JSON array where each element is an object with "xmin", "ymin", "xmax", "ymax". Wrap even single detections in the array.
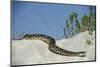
[{"xmin": 12, "ymin": 31, "xmax": 95, "ymax": 65}]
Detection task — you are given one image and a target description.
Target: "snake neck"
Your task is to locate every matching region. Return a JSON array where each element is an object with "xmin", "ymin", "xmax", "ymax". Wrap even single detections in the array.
[{"xmin": 49, "ymin": 44, "xmax": 86, "ymax": 57}]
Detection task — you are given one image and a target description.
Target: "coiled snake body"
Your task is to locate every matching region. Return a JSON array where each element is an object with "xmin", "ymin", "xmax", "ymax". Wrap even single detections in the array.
[{"xmin": 22, "ymin": 34, "xmax": 86, "ymax": 57}]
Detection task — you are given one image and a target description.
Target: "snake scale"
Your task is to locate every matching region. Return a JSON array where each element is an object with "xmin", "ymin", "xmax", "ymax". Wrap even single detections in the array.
[{"xmin": 22, "ymin": 34, "xmax": 86, "ymax": 57}]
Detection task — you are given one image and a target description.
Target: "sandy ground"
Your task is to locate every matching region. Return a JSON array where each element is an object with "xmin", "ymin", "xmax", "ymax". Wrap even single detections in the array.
[{"xmin": 12, "ymin": 31, "xmax": 95, "ymax": 65}]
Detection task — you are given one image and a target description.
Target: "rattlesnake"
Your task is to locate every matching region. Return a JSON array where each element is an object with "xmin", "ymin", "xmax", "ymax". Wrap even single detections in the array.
[{"xmin": 22, "ymin": 34, "xmax": 86, "ymax": 57}]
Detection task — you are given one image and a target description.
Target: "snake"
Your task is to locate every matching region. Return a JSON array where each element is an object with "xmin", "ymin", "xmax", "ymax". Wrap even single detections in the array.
[{"xmin": 22, "ymin": 34, "xmax": 86, "ymax": 57}]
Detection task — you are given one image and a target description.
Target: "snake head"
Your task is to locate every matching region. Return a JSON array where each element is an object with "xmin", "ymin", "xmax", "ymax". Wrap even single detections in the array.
[{"xmin": 78, "ymin": 51, "xmax": 86, "ymax": 57}]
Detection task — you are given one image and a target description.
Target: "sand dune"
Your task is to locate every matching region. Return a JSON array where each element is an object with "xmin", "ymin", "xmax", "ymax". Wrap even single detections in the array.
[{"xmin": 12, "ymin": 31, "xmax": 95, "ymax": 65}]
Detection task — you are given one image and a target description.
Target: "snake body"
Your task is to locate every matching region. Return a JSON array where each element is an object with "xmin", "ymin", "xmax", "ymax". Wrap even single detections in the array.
[{"xmin": 22, "ymin": 34, "xmax": 86, "ymax": 57}]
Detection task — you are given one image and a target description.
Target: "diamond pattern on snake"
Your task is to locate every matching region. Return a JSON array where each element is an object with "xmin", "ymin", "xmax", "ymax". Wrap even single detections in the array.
[{"xmin": 22, "ymin": 34, "xmax": 86, "ymax": 57}]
